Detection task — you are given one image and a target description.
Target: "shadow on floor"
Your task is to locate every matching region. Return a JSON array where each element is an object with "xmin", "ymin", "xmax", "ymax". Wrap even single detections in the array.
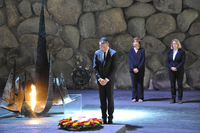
[
  {"xmin": 126, "ymin": 124, "xmax": 143, "ymax": 131},
  {"xmin": 113, "ymin": 123, "xmax": 143, "ymax": 131},
  {"xmin": 144, "ymin": 98, "xmax": 170, "ymax": 101},
  {"xmin": 183, "ymin": 100, "xmax": 200, "ymax": 103},
  {"xmin": 0, "ymin": 113, "xmax": 19, "ymax": 119}
]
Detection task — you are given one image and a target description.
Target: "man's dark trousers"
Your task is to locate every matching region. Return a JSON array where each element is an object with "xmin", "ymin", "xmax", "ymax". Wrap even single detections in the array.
[{"xmin": 98, "ymin": 81, "xmax": 114, "ymax": 123}]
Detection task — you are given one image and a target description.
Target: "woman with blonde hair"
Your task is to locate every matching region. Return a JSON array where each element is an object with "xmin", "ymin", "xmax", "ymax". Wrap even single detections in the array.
[
  {"xmin": 128, "ymin": 37, "xmax": 145, "ymax": 102},
  {"xmin": 166, "ymin": 39, "xmax": 185, "ymax": 104}
]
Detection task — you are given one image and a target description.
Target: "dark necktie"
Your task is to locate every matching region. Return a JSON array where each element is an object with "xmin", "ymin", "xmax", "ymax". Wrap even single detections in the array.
[{"xmin": 104, "ymin": 52, "xmax": 106, "ymax": 62}]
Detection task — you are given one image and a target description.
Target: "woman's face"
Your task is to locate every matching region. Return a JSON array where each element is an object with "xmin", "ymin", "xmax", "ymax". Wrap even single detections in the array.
[
  {"xmin": 133, "ymin": 40, "xmax": 139, "ymax": 48},
  {"xmin": 172, "ymin": 41, "xmax": 178, "ymax": 50}
]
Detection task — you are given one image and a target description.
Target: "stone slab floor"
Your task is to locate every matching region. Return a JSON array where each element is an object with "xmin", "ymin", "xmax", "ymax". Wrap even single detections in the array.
[{"xmin": 0, "ymin": 89, "xmax": 200, "ymax": 133}]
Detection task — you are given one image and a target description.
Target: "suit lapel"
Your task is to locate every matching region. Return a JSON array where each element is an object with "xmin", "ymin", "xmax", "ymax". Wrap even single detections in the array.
[
  {"xmin": 98, "ymin": 50, "xmax": 105, "ymax": 67},
  {"xmin": 170, "ymin": 50, "xmax": 173, "ymax": 60},
  {"xmin": 99, "ymin": 50, "xmax": 103, "ymax": 63},
  {"xmin": 174, "ymin": 49, "xmax": 180, "ymax": 61}
]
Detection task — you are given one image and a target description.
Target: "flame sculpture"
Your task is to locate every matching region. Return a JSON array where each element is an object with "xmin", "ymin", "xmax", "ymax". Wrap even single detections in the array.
[{"xmin": 0, "ymin": 0, "xmax": 64, "ymax": 117}]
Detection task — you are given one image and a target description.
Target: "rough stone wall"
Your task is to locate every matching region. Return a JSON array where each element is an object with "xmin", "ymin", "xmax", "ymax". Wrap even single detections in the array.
[{"xmin": 0, "ymin": 0, "xmax": 200, "ymax": 91}]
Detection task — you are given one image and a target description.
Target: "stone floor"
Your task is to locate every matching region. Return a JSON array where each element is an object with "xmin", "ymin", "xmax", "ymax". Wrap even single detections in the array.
[{"xmin": 0, "ymin": 89, "xmax": 200, "ymax": 133}]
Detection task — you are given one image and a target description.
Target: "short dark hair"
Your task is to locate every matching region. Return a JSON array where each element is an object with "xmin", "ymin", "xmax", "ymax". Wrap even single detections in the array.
[
  {"xmin": 99, "ymin": 37, "xmax": 108, "ymax": 45},
  {"xmin": 133, "ymin": 37, "xmax": 141, "ymax": 42}
]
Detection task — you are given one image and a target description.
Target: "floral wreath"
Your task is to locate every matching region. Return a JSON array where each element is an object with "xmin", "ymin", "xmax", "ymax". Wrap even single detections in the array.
[
  {"xmin": 71, "ymin": 67, "xmax": 91, "ymax": 85},
  {"xmin": 58, "ymin": 117, "xmax": 103, "ymax": 130}
]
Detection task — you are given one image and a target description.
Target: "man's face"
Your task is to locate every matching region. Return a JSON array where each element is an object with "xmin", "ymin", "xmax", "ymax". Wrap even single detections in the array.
[{"xmin": 100, "ymin": 43, "xmax": 109, "ymax": 52}]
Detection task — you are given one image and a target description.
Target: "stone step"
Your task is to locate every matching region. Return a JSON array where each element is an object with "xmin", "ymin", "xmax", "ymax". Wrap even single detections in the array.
[{"xmin": 0, "ymin": 124, "xmax": 126, "ymax": 133}]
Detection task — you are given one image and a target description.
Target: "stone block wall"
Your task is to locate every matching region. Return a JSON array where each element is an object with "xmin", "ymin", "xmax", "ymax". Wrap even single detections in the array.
[{"xmin": 0, "ymin": 0, "xmax": 200, "ymax": 91}]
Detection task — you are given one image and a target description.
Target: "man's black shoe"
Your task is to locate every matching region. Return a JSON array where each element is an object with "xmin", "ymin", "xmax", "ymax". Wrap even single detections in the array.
[
  {"xmin": 102, "ymin": 118, "xmax": 107, "ymax": 124},
  {"xmin": 178, "ymin": 100, "xmax": 182, "ymax": 104},
  {"xmin": 108, "ymin": 120, "xmax": 113, "ymax": 124}
]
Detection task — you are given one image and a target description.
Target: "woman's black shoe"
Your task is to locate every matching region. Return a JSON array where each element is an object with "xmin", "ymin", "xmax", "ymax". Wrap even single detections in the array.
[{"xmin": 170, "ymin": 99, "xmax": 176, "ymax": 104}]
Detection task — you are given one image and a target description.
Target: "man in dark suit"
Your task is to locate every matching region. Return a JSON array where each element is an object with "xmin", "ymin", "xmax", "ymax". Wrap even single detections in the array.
[
  {"xmin": 93, "ymin": 37, "xmax": 118, "ymax": 124},
  {"xmin": 166, "ymin": 39, "xmax": 185, "ymax": 104}
]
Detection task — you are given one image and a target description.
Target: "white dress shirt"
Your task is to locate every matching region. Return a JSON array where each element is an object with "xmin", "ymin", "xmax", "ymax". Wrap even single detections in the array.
[
  {"xmin": 102, "ymin": 48, "xmax": 109, "ymax": 61},
  {"xmin": 173, "ymin": 49, "xmax": 178, "ymax": 61}
]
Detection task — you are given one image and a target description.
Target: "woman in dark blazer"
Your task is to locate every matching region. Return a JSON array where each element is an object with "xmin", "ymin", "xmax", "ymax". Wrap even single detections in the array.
[
  {"xmin": 128, "ymin": 37, "xmax": 145, "ymax": 102},
  {"xmin": 166, "ymin": 39, "xmax": 185, "ymax": 104}
]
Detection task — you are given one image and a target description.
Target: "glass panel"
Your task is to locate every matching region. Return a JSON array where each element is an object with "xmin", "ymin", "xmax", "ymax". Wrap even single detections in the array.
[{"xmin": 64, "ymin": 94, "xmax": 82, "ymax": 118}]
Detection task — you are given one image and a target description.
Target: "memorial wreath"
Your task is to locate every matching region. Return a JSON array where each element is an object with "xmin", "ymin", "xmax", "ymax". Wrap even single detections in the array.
[
  {"xmin": 71, "ymin": 67, "xmax": 91, "ymax": 85},
  {"xmin": 58, "ymin": 117, "xmax": 103, "ymax": 130}
]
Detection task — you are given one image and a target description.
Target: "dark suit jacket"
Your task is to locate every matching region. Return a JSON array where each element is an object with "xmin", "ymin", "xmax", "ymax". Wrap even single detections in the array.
[
  {"xmin": 93, "ymin": 48, "xmax": 118, "ymax": 83},
  {"xmin": 166, "ymin": 49, "xmax": 185, "ymax": 71},
  {"xmin": 128, "ymin": 48, "xmax": 145, "ymax": 73}
]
